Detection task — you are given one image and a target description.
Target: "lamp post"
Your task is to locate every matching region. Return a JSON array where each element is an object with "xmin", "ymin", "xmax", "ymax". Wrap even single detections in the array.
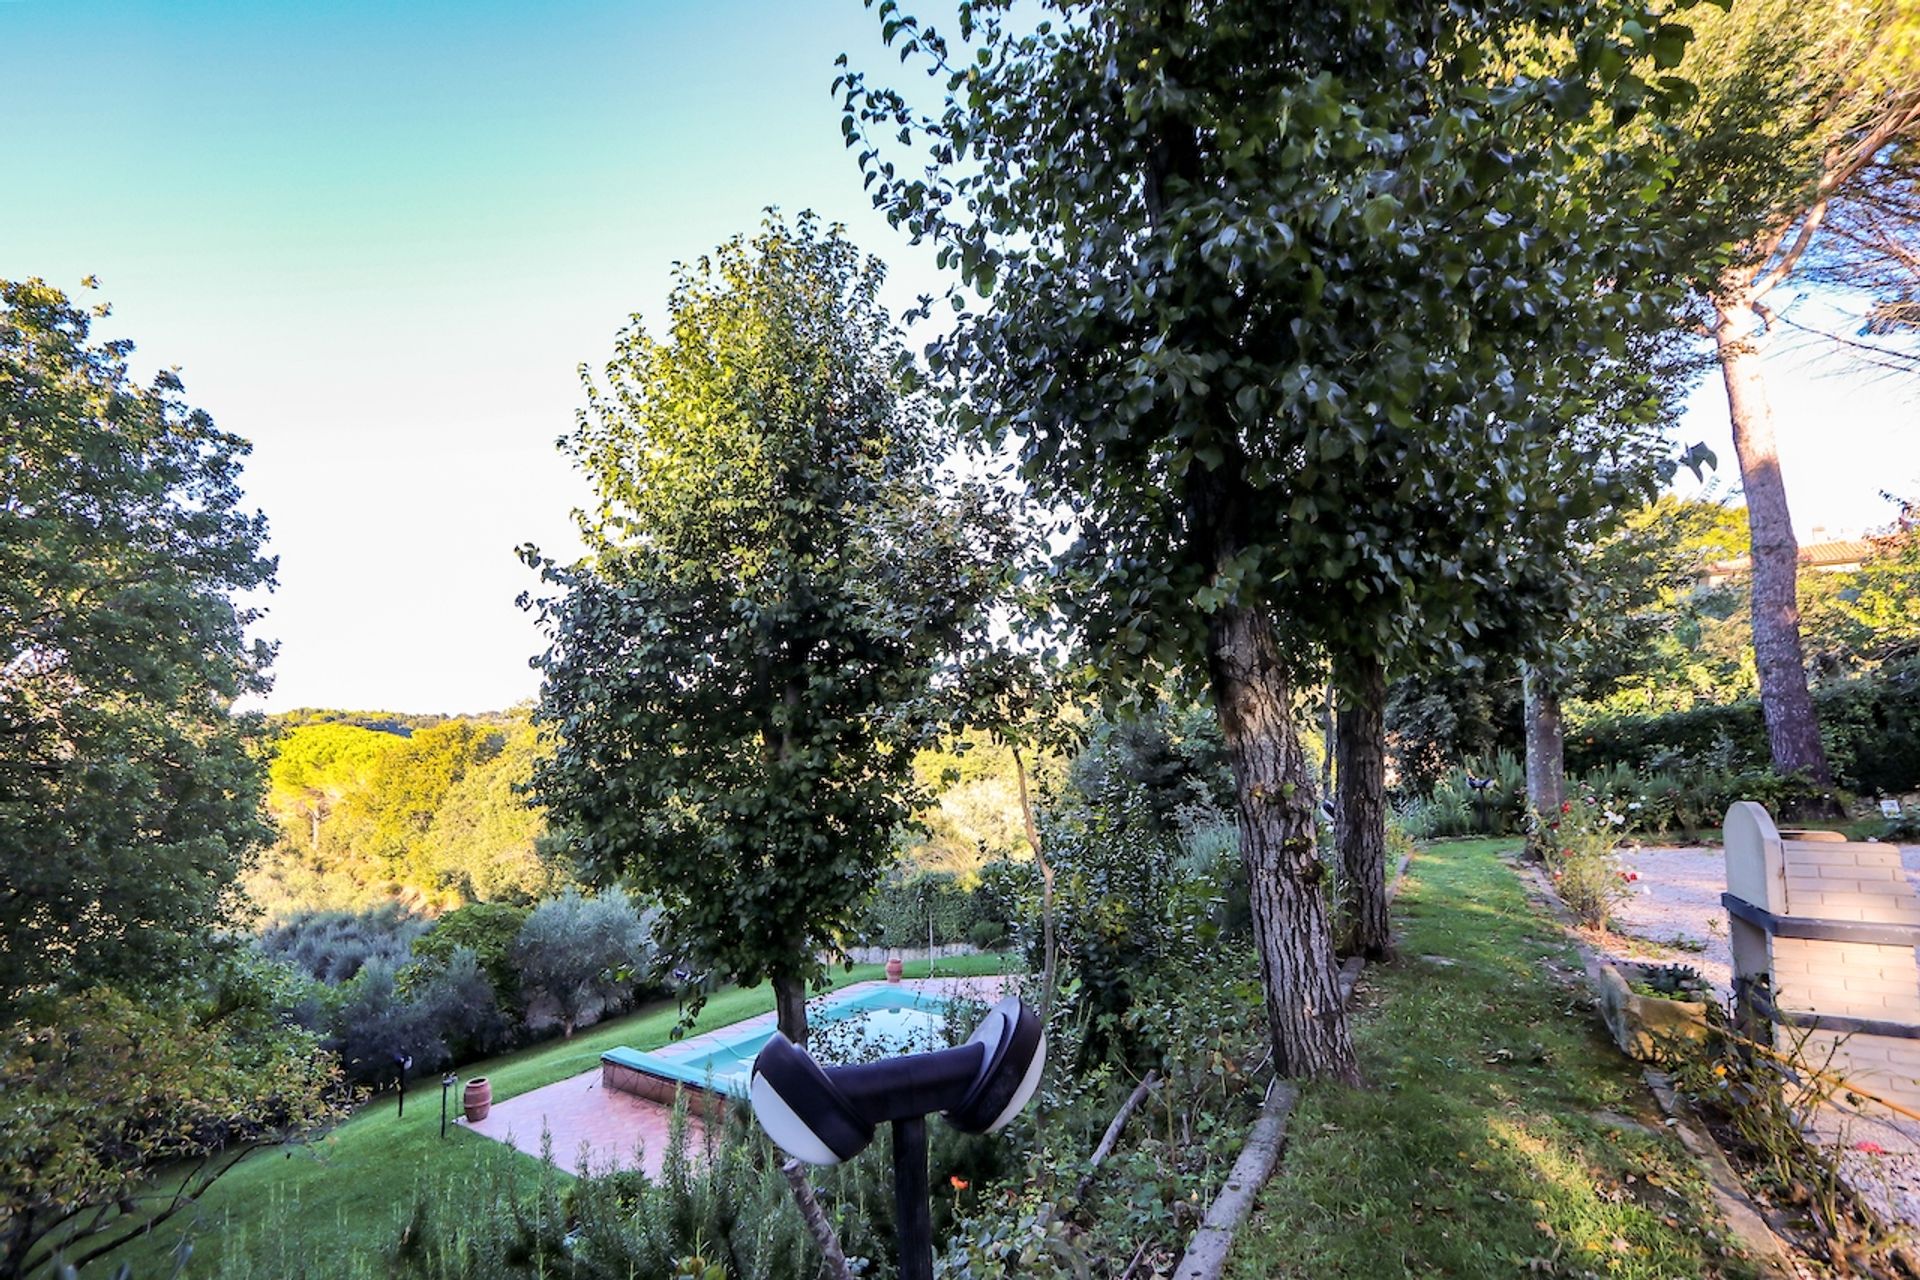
[
  {"xmin": 393, "ymin": 1053, "xmax": 413, "ymax": 1119},
  {"xmin": 441, "ymin": 1073, "xmax": 458, "ymax": 1139},
  {"xmin": 749, "ymin": 997, "xmax": 1044, "ymax": 1280}
]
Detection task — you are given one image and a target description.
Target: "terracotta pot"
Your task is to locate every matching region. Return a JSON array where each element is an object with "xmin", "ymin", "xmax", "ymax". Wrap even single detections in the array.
[
  {"xmin": 885, "ymin": 954, "xmax": 904, "ymax": 983},
  {"xmin": 463, "ymin": 1076, "xmax": 492, "ymax": 1122}
]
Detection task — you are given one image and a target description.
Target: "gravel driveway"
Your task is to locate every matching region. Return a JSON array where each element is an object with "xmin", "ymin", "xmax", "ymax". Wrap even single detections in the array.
[{"xmin": 1599, "ymin": 840, "xmax": 1920, "ymax": 1228}]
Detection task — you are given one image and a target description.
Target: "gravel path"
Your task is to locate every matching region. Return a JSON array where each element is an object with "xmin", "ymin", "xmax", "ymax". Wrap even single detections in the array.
[{"xmin": 1597, "ymin": 840, "xmax": 1920, "ymax": 1229}]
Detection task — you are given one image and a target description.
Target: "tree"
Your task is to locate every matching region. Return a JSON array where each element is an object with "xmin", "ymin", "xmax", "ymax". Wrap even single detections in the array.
[
  {"xmin": 1680, "ymin": 0, "xmax": 1920, "ymax": 782},
  {"xmin": 0, "ymin": 968, "xmax": 344, "ymax": 1279},
  {"xmin": 512, "ymin": 888, "xmax": 654, "ymax": 1039},
  {"xmin": 523, "ymin": 214, "xmax": 1011, "ymax": 1044},
  {"xmin": 846, "ymin": 0, "xmax": 1702, "ymax": 1078},
  {"xmin": 0, "ymin": 278, "xmax": 276, "ymax": 1008},
  {"xmin": 267, "ymin": 721, "xmax": 404, "ymax": 852},
  {"xmin": 417, "ymin": 716, "xmax": 559, "ymax": 904}
]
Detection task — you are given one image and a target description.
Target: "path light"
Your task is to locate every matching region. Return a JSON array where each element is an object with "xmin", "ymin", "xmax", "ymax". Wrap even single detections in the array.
[
  {"xmin": 750, "ymin": 996, "xmax": 1045, "ymax": 1280},
  {"xmin": 392, "ymin": 1053, "xmax": 413, "ymax": 1119},
  {"xmin": 440, "ymin": 1073, "xmax": 458, "ymax": 1139}
]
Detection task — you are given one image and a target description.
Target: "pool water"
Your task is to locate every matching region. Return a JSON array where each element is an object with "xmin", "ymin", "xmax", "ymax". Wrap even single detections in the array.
[{"xmin": 601, "ymin": 985, "xmax": 954, "ymax": 1099}]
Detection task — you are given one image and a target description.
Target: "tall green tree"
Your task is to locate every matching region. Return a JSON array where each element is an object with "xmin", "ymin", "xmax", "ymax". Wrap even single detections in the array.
[
  {"xmin": 523, "ymin": 214, "xmax": 1011, "ymax": 1043},
  {"xmin": 846, "ymin": 0, "xmax": 1703, "ymax": 1077},
  {"xmin": 0, "ymin": 279, "xmax": 276, "ymax": 1007},
  {"xmin": 1679, "ymin": 0, "xmax": 1919, "ymax": 783}
]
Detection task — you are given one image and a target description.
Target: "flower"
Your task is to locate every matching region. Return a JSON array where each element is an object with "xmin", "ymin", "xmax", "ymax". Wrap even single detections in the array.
[
  {"xmin": 1854, "ymin": 1141, "xmax": 1888, "ymax": 1156},
  {"xmin": 950, "ymin": 1176, "xmax": 970, "ymax": 1190},
  {"xmin": 1560, "ymin": 801, "xmax": 1572, "ymax": 814}
]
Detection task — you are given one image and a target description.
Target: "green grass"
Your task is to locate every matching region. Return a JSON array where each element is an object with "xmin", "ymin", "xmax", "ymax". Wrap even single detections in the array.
[
  {"xmin": 87, "ymin": 952, "xmax": 1013, "ymax": 1278},
  {"xmin": 1227, "ymin": 839, "xmax": 1754, "ymax": 1280}
]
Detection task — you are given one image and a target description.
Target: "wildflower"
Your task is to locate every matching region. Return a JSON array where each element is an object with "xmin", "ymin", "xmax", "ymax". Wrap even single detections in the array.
[
  {"xmin": 1854, "ymin": 1141, "xmax": 1888, "ymax": 1156},
  {"xmin": 1561, "ymin": 801, "xmax": 1572, "ymax": 814},
  {"xmin": 950, "ymin": 1176, "xmax": 970, "ymax": 1190},
  {"xmin": 1627, "ymin": 801, "xmax": 1642, "ymax": 811},
  {"xmin": 1604, "ymin": 809, "xmax": 1624, "ymax": 826}
]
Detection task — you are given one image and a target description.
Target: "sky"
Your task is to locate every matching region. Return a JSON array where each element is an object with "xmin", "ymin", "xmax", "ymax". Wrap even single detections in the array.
[{"xmin": 2, "ymin": 0, "xmax": 1915, "ymax": 714}]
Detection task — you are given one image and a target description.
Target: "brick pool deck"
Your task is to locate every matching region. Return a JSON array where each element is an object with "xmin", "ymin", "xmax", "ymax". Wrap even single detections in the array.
[{"xmin": 461, "ymin": 974, "xmax": 1015, "ymax": 1175}]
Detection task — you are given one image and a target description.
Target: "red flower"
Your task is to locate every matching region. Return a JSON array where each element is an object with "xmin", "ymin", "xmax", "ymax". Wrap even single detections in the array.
[
  {"xmin": 950, "ymin": 1176, "xmax": 970, "ymax": 1191},
  {"xmin": 1854, "ymin": 1141, "xmax": 1888, "ymax": 1156},
  {"xmin": 1560, "ymin": 801, "xmax": 1573, "ymax": 814}
]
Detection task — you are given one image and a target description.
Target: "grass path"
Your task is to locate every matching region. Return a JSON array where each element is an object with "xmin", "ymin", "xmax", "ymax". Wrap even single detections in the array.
[
  {"xmin": 1227, "ymin": 839, "xmax": 1756, "ymax": 1280},
  {"xmin": 92, "ymin": 953, "xmax": 1012, "ymax": 1278}
]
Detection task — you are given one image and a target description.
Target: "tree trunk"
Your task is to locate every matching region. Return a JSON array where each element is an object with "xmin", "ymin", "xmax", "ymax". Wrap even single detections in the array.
[
  {"xmin": 1011, "ymin": 745, "xmax": 1057, "ymax": 1023},
  {"xmin": 1523, "ymin": 663, "xmax": 1566, "ymax": 855},
  {"xmin": 773, "ymin": 972, "xmax": 809, "ymax": 1047},
  {"xmin": 1333, "ymin": 654, "xmax": 1390, "ymax": 961},
  {"xmin": 1715, "ymin": 295, "xmax": 1834, "ymax": 786},
  {"xmin": 1318, "ymin": 678, "xmax": 1336, "ymax": 806},
  {"xmin": 1206, "ymin": 601, "xmax": 1359, "ymax": 1083}
]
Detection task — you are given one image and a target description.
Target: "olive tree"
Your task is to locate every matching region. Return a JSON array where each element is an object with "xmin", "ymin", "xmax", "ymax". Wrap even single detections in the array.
[
  {"xmin": 844, "ymin": 0, "xmax": 1705, "ymax": 1078},
  {"xmin": 523, "ymin": 214, "xmax": 1011, "ymax": 1044}
]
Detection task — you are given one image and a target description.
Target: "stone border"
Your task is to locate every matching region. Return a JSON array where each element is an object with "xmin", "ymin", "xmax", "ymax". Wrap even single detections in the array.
[
  {"xmin": 1170, "ymin": 849, "xmax": 1412, "ymax": 1280},
  {"xmin": 1506, "ymin": 852, "xmax": 1800, "ymax": 1278}
]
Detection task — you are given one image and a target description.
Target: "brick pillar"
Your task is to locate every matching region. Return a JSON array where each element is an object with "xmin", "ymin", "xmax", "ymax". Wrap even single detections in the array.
[{"xmin": 1724, "ymin": 801, "xmax": 1920, "ymax": 1111}]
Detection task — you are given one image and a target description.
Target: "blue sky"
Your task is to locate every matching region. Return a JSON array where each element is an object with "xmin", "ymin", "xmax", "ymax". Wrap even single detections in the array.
[{"xmin": 2, "ymin": 0, "xmax": 1914, "ymax": 713}]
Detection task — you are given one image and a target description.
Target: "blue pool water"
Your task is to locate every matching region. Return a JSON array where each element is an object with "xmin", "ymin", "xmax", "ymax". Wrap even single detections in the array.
[{"xmin": 602, "ymin": 985, "xmax": 953, "ymax": 1099}]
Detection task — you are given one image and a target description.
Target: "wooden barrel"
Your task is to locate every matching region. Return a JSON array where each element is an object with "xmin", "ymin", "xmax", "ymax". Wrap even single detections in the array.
[{"xmin": 463, "ymin": 1077, "xmax": 492, "ymax": 1122}]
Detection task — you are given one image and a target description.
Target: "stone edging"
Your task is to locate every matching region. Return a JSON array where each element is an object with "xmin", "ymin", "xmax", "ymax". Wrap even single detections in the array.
[
  {"xmin": 1504, "ymin": 852, "xmax": 1799, "ymax": 1278},
  {"xmin": 1170, "ymin": 847, "xmax": 1415, "ymax": 1280}
]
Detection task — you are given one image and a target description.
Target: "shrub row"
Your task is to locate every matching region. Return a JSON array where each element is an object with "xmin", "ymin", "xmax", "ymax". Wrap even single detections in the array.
[
  {"xmin": 1568, "ymin": 657, "xmax": 1920, "ymax": 796},
  {"xmin": 257, "ymin": 889, "xmax": 656, "ymax": 1085}
]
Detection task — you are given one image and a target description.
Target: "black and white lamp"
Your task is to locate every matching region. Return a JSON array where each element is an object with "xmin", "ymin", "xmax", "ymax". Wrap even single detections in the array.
[{"xmin": 750, "ymin": 996, "xmax": 1045, "ymax": 1280}]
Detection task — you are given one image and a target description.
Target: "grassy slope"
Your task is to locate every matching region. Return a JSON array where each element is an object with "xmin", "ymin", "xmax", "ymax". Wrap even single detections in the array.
[
  {"xmin": 1228, "ymin": 839, "xmax": 1754, "ymax": 1280},
  {"xmin": 93, "ymin": 953, "xmax": 1012, "ymax": 1278}
]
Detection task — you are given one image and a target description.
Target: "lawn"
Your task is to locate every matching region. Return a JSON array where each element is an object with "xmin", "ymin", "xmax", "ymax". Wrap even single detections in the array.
[
  {"xmin": 1228, "ymin": 839, "xmax": 1756, "ymax": 1280},
  {"xmin": 89, "ymin": 952, "xmax": 1014, "ymax": 1278}
]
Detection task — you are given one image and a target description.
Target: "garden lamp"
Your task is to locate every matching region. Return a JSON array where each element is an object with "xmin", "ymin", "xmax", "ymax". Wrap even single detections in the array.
[{"xmin": 749, "ymin": 996, "xmax": 1045, "ymax": 1280}]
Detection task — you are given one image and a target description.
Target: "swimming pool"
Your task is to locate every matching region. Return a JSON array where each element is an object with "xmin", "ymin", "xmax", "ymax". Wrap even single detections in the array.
[{"xmin": 601, "ymin": 985, "xmax": 954, "ymax": 1107}]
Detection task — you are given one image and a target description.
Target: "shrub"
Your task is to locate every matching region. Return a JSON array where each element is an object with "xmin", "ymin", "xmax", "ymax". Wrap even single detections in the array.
[
  {"xmin": 410, "ymin": 901, "xmax": 529, "ymax": 1010},
  {"xmin": 1538, "ymin": 795, "xmax": 1632, "ymax": 930},
  {"xmin": 513, "ymin": 888, "xmax": 655, "ymax": 1037},
  {"xmin": 967, "ymin": 918, "xmax": 1008, "ymax": 951},
  {"xmin": 256, "ymin": 902, "xmax": 432, "ymax": 985},
  {"xmin": 1568, "ymin": 655, "xmax": 1920, "ymax": 796},
  {"xmin": 861, "ymin": 871, "xmax": 997, "ymax": 948}
]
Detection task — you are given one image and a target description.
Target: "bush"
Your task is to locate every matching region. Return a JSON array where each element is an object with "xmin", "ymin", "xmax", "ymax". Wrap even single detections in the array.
[
  {"xmin": 256, "ymin": 902, "xmax": 432, "ymax": 985},
  {"xmin": 513, "ymin": 888, "xmax": 656, "ymax": 1038},
  {"xmin": 410, "ymin": 901, "xmax": 529, "ymax": 1010},
  {"xmin": 1538, "ymin": 795, "xmax": 1632, "ymax": 930},
  {"xmin": 967, "ymin": 918, "xmax": 1008, "ymax": 951},
  {"xmin": 861, "ymin": 871, "xmax": 998, "ymax": 948},
  {"xmin": 1568, "ymin": 656, "xmax": 1920, "ymax": 796}
]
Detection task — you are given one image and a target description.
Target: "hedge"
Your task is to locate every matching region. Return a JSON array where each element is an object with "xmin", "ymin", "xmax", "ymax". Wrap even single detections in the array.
[{"xmin": 1568, "ymin": 657, "xmax": 1920, "ymax": 796}]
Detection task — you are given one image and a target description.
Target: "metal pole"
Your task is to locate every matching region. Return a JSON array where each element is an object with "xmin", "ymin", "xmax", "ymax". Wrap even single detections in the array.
[{"xmin": 892, "ymin": 1116, "xmax": 932, "ymax": 1280}]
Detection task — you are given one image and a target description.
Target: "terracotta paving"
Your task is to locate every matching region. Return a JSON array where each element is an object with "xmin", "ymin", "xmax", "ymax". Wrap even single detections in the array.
[
  {"xmin": 461, "ymin": 1065, "xmax": 703, "ymax": 1177},
  {"xmin": 460, "ymin": 974, "xmax": 1018, "ymax": 1175}
]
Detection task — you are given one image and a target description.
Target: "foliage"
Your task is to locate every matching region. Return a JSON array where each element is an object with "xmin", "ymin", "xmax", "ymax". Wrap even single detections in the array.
[
  {"xmin": 415, "ymin": 719, "xmax": 561, "ymax": 905},
  {"xmin": 1539, "ymin": 794, "xmax": 1632, "ymax": 930},
  {"xmin": 315, "ymin": 954, "xmax": 508, "ymax": 1086},
  {"xmin": 0, "ymin": 278, "xmax": 276, "ymax": 1008},
  {"xmin": 1568, "ymin": 654, "xmax": 1920, "ymax": 796},
  {"xmin": 523, "ymin": 213, "xmax": 1013, "ymax": 1037},
  {"xmin": 511, "ymin": 888, "xmax": 655, "ymax": 1038},
  {"xmin": 253, "ymin": 710, "xmax": 559, "ymax": 915},
  {"xmin": 408, "ymin": 901, "xmax": 530, "ymax": 1012},
  {"xmin": 860, "ymin": 871, "xmax": 1000, "ymax": 949},
  {"xmin": 255, "ymin": 903, "xmax": 433, "ymax": 986},
  {"xmin": 0, "ymin": 971, "xmax": 345, "ymax": 1279}
]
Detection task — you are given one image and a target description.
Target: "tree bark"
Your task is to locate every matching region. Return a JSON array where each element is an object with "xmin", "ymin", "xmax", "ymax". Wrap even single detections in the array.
[
  {"xmin": 1715, "ymin": 295, "xmax": 1834, "ymax": 786},
  {"xmin": 1522, "ymin": 663, "xmax": 1566, "ymax": 855},
  {"xmin": 1011, "ymin": 745, "xmax": 1057, "ymax": 1023},
  {"xmin": 1333, "ymin": 654, "xmax": 1390, "ymax": 961},
  {"xmin": 1206, "ymin": 602, "xmax": 1359, "ymax": 1083},
  {"xmin": 773, "ymin": 972, "xmax": 808, "ymax": 1047}
]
